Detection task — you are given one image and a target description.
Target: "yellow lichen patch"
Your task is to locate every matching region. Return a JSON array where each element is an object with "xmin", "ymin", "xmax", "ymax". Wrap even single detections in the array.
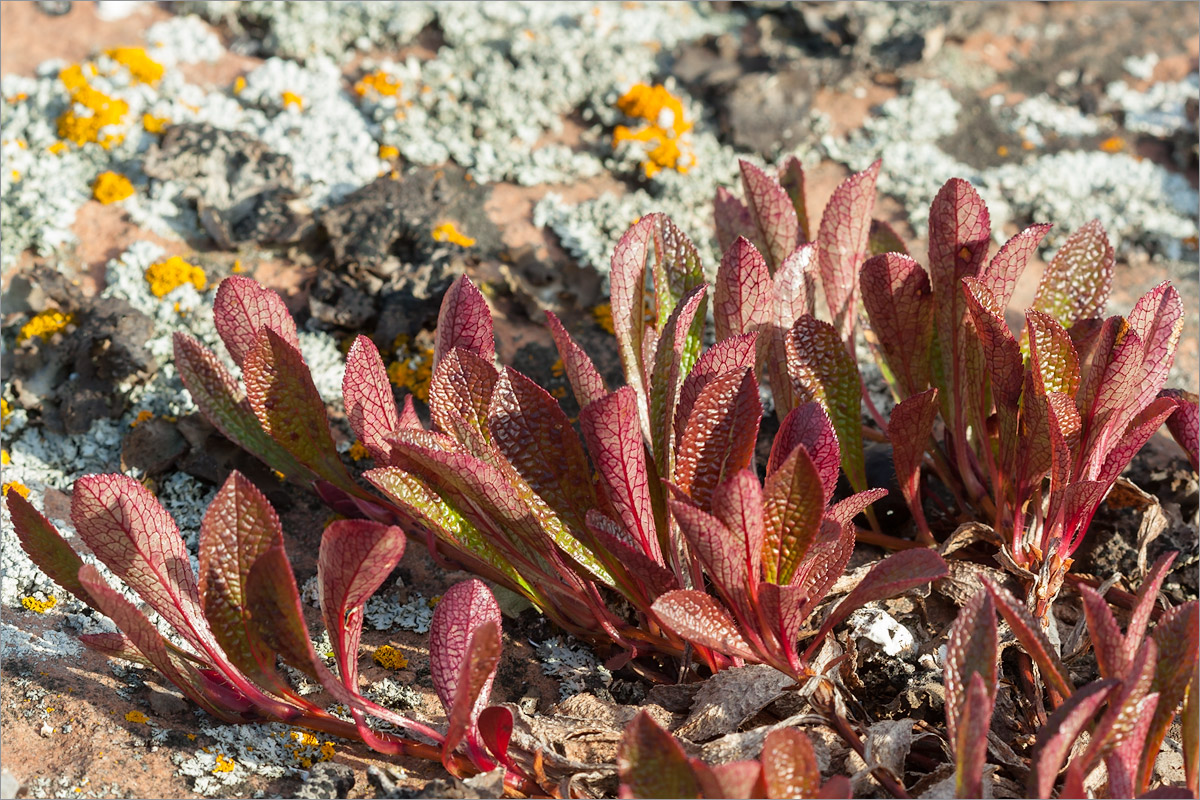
[
  {"xmin": 319, "ymin": 741, "xmax": 335, "ymax": 762},
  {"xmin": 282, "ymin": 91, "xmax": 304, "ymax": 110},
  {"xmin": 10, "ymin": 171, "xmax": 20, "ymax": 183},
  {"xmin": 1, "ymin": 399, "xmax": 9, "ymax": 428},
  {"xmin": 550, "ymin": 358, "xmax": 565, "ymax": 378},
  {"xmin": 56, "ymin": 64, "xmax": 130, "ymax": 148},
  {"xmin": 591, "ymin": 302, "xmax": 615, "ymax": 335},
  {"xmin": 142, "ymin": 113, "xmax": 170, "ymax": 133},
  {"xmin": 551, "ymin": 385, "xmax": 568, "ymax": 399},
  {"xmin": 105, "ymin": 48, "xmax": 164, "ymax": 85},
  {"xmin": 996, "ymin": 145, "xmax": 1009, "ymax": 157},
  {"xmin": 212, "ymin": 754, "xmax": 236, "ymax": 774},
  {"xmin": 1099, "ymin": 136, "xmax": 1125, "ymax": 153},
  {"xmin": 612, "ymin": 83, "xmax": 694, "ymax": 177},
  {"xmin": 347, "ymin": 441, "xmax": 371, "ymax": 462},
  {"xmin": 373, "ymin": 644, "xmax": 409, "ymax": 670},
  {"xmin": 131, "ymin": 410, "xmax": 154, "ymax": 428},
  {"xmin": 355, "ymin": 70, "xmax": 402, "ymax": 97},
  {"xmin": 21, "ymin": 595, "xmax": 56, "ymax": 613},
  {"xmin": 232, "ymin": 75, "xmax": 247, "ymax": 94},
  {"xmin": 431, "ymin": 222, "xmax": 476, "ymax": 247},
  {"xmin": 18, "ymin": 309, "xmax": 74, "ymax": 343},
  {"xmin": 387, "ymin": 335, "xmax": 434, "ymax": 402},
  {"xmin": 92, "ymin": 171, "xmax": 135, "ymax": 204},
  {"xmin": 124, "ymin": 710, "xmax": 149, "ymax": 724},
  {"xmin": 378, "ymin": 144, "xmax": 400, "ymax": 159},
  {"xmin": 144, "ymin": 256, "xmax": 207, "ymax": 297},
  {"xmin": 47, "ymin": 141, "xmax": 69, "ymax": 155},
  {"xmin": 1, "ymin": 450, "xmax": 9, "ymax": 465},
  {"xmin": 427, "ymin": 595, "xmax": 442, "ymax": 608}
]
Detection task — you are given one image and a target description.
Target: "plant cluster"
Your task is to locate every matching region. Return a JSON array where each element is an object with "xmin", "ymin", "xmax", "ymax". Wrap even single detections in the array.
[{"xmin": 9, "ymin": 154, "xmax": 1197, "ymax": 797}]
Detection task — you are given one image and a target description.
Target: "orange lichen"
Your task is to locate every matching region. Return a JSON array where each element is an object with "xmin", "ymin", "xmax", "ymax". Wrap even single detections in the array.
[
  {"xmin": 378, "ymin": 144, "xmax": 400, "ymax": 159},
  {"xmin": 105, "ymin": 47, "xmax": 164, "ymax": 84},
  {"xmin": 92, "ymin": 170, "xmax": 134, "ymax": 204},
  {"xmin": 612, "ymin": 83, "xmax": 694, "ymax": 177},
  {"xmin": 18, "ymin": 309, "xmax": 74, "ymax": 343},
  {"xmin": 432, "ymin": 222, "xmax": 476, "ymax": 247},
  {"xmin": 124, "ymin": 710, "xmax": 149, "ymax": 724},
  {"xmin": 1099, "ymin": 136, "xmax": 1126, "ymax": 153},
  {"xmin": 232, "ymin": 76, "xmax": 247, "ymax": 94},
  {"xmin": 142, "ymin": 113, "xmax": 170, "ymax": 133},
  {"xmin": 347, "ymin": 441, "xmax": 371, "ymax": 462},
  {"xmin": 386, "ymin": 335, "xmax": 435, "ymax": 401},
  {"xmin": 355, "ymin": 71, "xmax": 401, "ymax": 97},
  {"xmin": 131, "ymin": 410, "xmax": 154, "ymax": 428},
  {"xmin": 591, "ymin": 302, "xmax": 615, "ymax": 335},
  {"xmin": 145, "ymin": 256, "xmax": 206, "ymax": 297},
  {"xmin": 282, "ymin": 91, "xmax": 304, "ymax": 110},
  {"xmin": 373, "ymin": 645, "xmax": 409, "ymax": 670},
  {"xmin": 212, "ymin": 754, "xmax": 236, "ymax": 774},
  {"xmin": 21, "ymin": 595, "xmax": 55, "ymax": 613}
]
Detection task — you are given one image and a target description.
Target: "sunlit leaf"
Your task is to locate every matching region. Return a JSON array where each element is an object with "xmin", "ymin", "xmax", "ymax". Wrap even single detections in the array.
[
  {"xmin": 761, "ymin": 727, "xmax": 821, "ymax": 799},
  {"xmin": 817, "ymin": 160, "xmax": 879, "ymax": 341},
  {"xmin": 675, "ymin": 369, "xmax": 762, "ymax": 511},
  {"xmin": 428, "ymin": 347, "xmax": 499, "ymax": 447},
  {"xmin": 715, "ymin": 237, "xmax": 771, "ymax": 345},
  {"xmin": 980, "ymin": 223, "xmax": 1052, "ymax": 310},
  {"xmin": 762, "ymin": 444, "xmax": 825, "ymax": 585},
  {"xmin": 7, "ymin": 490, "xmax": 96, "ymax": 613},
  {"xmin": 433, "ymin": 275, "xmax": 495, "ymax": 369},
  {"xmin": 768, "ymin": 403, "xmax": 840, "ymax": 501},
  {"xmin": 676, "ymin": 333, "xmax": 758, "ymax": 449},
  {"xmin": 981, "ymin": 578, "xmax": 1072, "ymax": 699},
  {"xmin": 1031, "ymin": 219, "xmax": 1113, "ymax": 330},
  {"xmin": 212, "ymin": 276, "xmax": 300, "ymax": 368},
  {"xmin": 344, "ymin": 335, "xmax": 402, "ymax": 464},
  {"xmin": 1029, "ymin": 679, "xmax": 1117, "ymax": 798},
  {"xmin": 860, "ymin": 252, "xmax": 933, "ymax": 398},
  {"xmin": 649, "ymin": 286, "xmax": 708, "ymax": 476},
  {"xmin": 652, "ymin": 590, "xmax": 758, "ymax": 661},
  {"xmin": 741, "ymin": 160, "xmax": 800, "ymax": 273},
  {"xmin": 1160, "ymin": 388, "xmax": 1199, "ymax": 471},
  {"xmin": 545, "ymin": 311, "xmax": 607, "ymax": 408},
  {"xmin": 768, "ymin": 243, "xmax": 817, "ymax": 414}
]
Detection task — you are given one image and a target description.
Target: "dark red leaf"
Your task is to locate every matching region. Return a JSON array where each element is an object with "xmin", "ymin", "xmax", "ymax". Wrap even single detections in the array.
[
  {"xmin": 585, "ymin": 510, "xmax": 678, "ymax": 599},
  {"xmin": 826, "ymin": 488, "xmax": 888, "ymax": 528},
  {"xmin": 1031, "ymin": 219, "xmax": 1114, "ymax": 330},
  {"xmin": 430, "ymin": 579, "xmax": 502, "ymax": 719},
  {"xmin": 785, "ymin": 315, "xmax": 865, "ymax": 492},
  {"xmin": 711, "ymin": 471, "xmax": 765, "ymax": 593},
  {"xmin": 768, "ymin": 243, "xmax": 817, "ymax": 414},
  {"xmin": 669, "ymin": 498, "xmax": 752, "ymax": 622},
  {"xmin": 762, "ymin": 444, "xmax": 825, "ymax": 585},
  {"xmin": 7, "ymin": 490, "xmax": 96, "ymax": 613},
  {"xmin": 1160, "ymin": 388, "xmax": 1199, "ymax": 471},
  {"xmin": 433, "ymin": 275, "xmax": 495, "ymax": 369},
  {"xmin": 651, "ymin": 590, "xmax": 758, "ymax": 661},
  {"xmin": 945, "ymin": 590, "xmax": 998, "ymax": 750},
  {"xmin": 980, "ymin": 223, "xmax": 1052, "ymax": 310},
  {"xmin": 444, "ymin": 619, "xmax": 502, "ymax": 772},
  {"xmin": 982, "ymin": 578, "xmax": 1073, "ymax": 699},
  {"xmin": 675, "ymin": 368, "xmax": 762, "ymax": 511},
  {"xmin": 649, "ymin": 285, "xmax": 709, "ymax": 476},
  {"xmin": 1029, "ymin": 678, "xmax": 1117, "ymax": 798},
  {"xmin": 610, "ymin": 217, "xmax": 655, "ymax": 434},
  {"xmin": 1140, "ymin": 601, "xmax": 1200, "ymax": 793},
  {"xmin": 715, "ymin": 185, "xmax": 757, "ymax": 257},
  {"xmin": 244, "ymin": 545, "xmax": 323, "ymax": 681},
  {"xmin": 242, "ymin": 328, "xmax": 357, "ymax": 493},
  {"xmin": 428, "ymin": 347, "xmax": 500, "ymax": 447},
  {"xmin": 888, "ymin": 388, "xmax": 939, "ymax": 538},
  {"xmin": 344, "ymin": 335, "xmax": 402, "ymax": 464},
  {"xmin": 676, "ymin": 333, "xmax": 757, "ymax": 449},
  {"xmin": 761, "ymin": 727, "xmax": 821, "ymax": 799},
  {"xmin": 617, "ymin": 710, "xmax": 703, "ymax": 799},
  {"xmin": 704, "ymin": 760, "xmax": 763, "ymax": 800},
  {"xmin": 318, "ymin": 519, "xmax": 406, "ymax": 689},
  {"xmin": 715, "ymin": 237, "xmax": 771, "ymax": 345},
  {"xmin": 478, "ymin": 705, "xmax": 514, "ymax": 764},
  {"xmin": 212, "ymin": 276, "xmax": 300, "ymax": 368},
  {"xmin": 860, "ymin": 252, "xmax": 934, "ymax": 399},
  {"xmin": 955, "ymin": 672, "xmax": 993, "ymax": 800},
  {"xmin": 961, "ymin": 278, "xmax": 1024, "ymax": 409},
  {"xmin": 768, "ymin": 403, "xmax": 840, "ymax": 501},
  {"xmin": 787, "ymin": 520, "xmax": 855, "ymax": 633},
  {"xmin": 817, "ymin": 160, "xmax": 879, "ymax": 341},
  {"xmin": 867, "ymin": 219, "xmax": 908, "ymax": 257},
  {"xmin": 580, "ymin": 387, "xmax": 660, "ymax": 562},
  {"xmin": 741, "ymin": 160, "xmax": 800, "ymax": 272},
  {"xmin": 545, "ymin": 311, "xmax": 607, "ymax": 408},
  {"xmin": 778, "ymin": 155, "xmax": 811, "ymax": 243}
]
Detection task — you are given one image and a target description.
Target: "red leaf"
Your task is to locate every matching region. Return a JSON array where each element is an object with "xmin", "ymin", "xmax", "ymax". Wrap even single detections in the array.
[
  {"xmin": 212, "ymin": 276, "xmax": 300, "ymax": 368},
  {"xmin": 1160, "ymin": 388, "xmax": 1199, "ymax": 471},
  {"xmin": 1127, "ymin": 282, "xmax": 1184, "ymax": 415},
  {"xmin": 1107, "ymin": 692, "xmax": 1160, "ymax": 799},
  {"xmin": 674, "ymin": 368, "xmax": 762, "ymax": 511},
  {"xmin": 778, "ymin": 155, "xmax": 811, "ymax": 243},
  {"xmin": 669, "ymin": 498, "xmax": 752, "ymax": 621},
  {"xmin": 78, "ymin": 632, "xmax": 150, "ymax": 665},
  {"xmin": 1029, "ymin": 678, "xmax": 1118, "ymax": 798},
  {"xmin": 955, "ymin": 673, "xmax": 993, "ymax": 800},
  {"xmin": 761, "ymin": 727, "xmax": 821, "ymax": 799},
  {"xmin": 651, "ymin": 590, "xmax": 758, "ymax": 661},
  {"xmin": 318, "ymin": 519, "xmax": 406, "ymax": 689},
  {"xmin": 980, "ymin": 223, "xmax": 1052, "ymax": 310},
  {"xmin": 585, "ymin": 510, "xmax": 678, "ymax": 599},
  {"xmin": 580, "ymin": 387, "xmax": 659, "ymax": 562},
  {"xmin": 711, "ymin": 471, "xmax": 765, "ymax": 593},
  {"xmin": 244, "ymin": 545, "xmax": 323, "ymax": 681},
  {"xmin": 1031, "ymin": 219, "xmax": 1114, "ymax": 330},
  {"xmin": 867, "ymin": 219, "xmax": 908, "ymax": 258},
  {"xmin": 242, "ymin": 328, "xmax": 356, "ymax": 493},
  {"xmin": 945, "ymin": 590, "xmax": 998, "ymax": 751},
  {"xmin": 788, "ymin": 520, "xmax": 855, "ymax": 627},
  {"xmin": 174, "ymin": 332, "xmax": 312, "ymax": 481},
  {"xmin": 810, "ymin": 549, "xmax": 947, "ymax": 649},
  {"xmin": 817, "ymin": 160, "xmax": 879, "ymax": 342},
  {"xmin": 489, "ymin": 366, "xmax": 596, "ymax": 533},
  {"xmin": 768, "ymin": 243, "xmax": 817, "ymax": 414},
  {"xmin": 76, "ymin": 565, "xmax": 232, "ymax": 721},
  {"xmin": 647, "ymin": 213, "xmax": 706, "ymax": 333},
  {"xmin": 757, "ymin": 579, "xmax": 809, "ymax": 662},
  {"xmin": 705, "ymin": 760, "xmax": 764, "ymax": 800},
  {"xmin": 860, "ymin": 252, "xmax": 934, "ymax": 398},
  {"xmin": 434, "ymin": 275, "xmax": 495, "ymax": 369},
  {"xmin": 545, "ymin": 311, "xmax": 607, "ymax": 408},
  {"xmin": 198, "ymin": 472, "xmax": 291, "ymax": 687},
  {"xmin": 768, "ymin": 402, "xmax": 840, "ymax": 501},
  {"xmin": 826, "ymin": 488, "xmax": 888, "ymax": 528},
  {"xmin": 715, "ymin": 237, "xmax": 771, "ymax": 345},
  {"xmin": 961, "ymin": 278, "xmax": 1023, "ymax": 409},
  {"xmin": 741, "ymin": 160, "xmax": 800, "ymax": 272},
  {"xmin": 676, "ymin": 333, "xmax": 757, "ymax": 449},
  {"xmin": 428, "ymin": 347, "xmax": 499, "ymax": 447},
  {"xmin": 762, "ymin": 444, "xmax": 825, "ymax": 585},
  {"xmin": 617, "ymin": 710, "xmax": 703, "ymax": 799},
  {"xmin": 444, "ymin": 618, "xmax": 502, "ymax": 772},
  {"xmin": 7, "ymin": 490, "xmax": 96, "ymax": 613},
  {"xmin": 982, "ymin": 578, "xmax": 1072, "ymax": 699},
  {"xmin": 888, "ymin": 388, "xmax": 939, "ymax": 539},
  {"xmin": 397, "ymin": 393, "xmax": 421, "ymax": 429},
  {"xmin": 430, "ymin": 579, "xmax": 502, "ymax": 716},
  {"xmin": 715, "ymin": 185, "xmax": 757, "ymax": 257},
  {"xmin": 1141, "ymin": 601, "xmax": 1200, "ymax": 793},
  {"xmin": 611, "ymin": 217, "xmax": 656, "ymax": 434},
  {"xmin": 785, "ymin": 315, "xmax": 865, "ymax": 492},
  {"xmin": 344, "ymin": 336, "xmax": 402, "ymax": 464},
  {"xmin": 1027, "ymin": 310, "xmax": 1080, "ymax": 396},
  {"xmin": 649, "ymin": 285, "xmax": 709, "ymax": 476},
  {"xmin": 1096, "ymin": 396, "xmax": 1179, "ymax": 488},
  {"xmin": 477, "ymin": 705, "xmax": 514, "ymax": 764},
  {"xmin": 71, "ymin": 474, "xmax": 212, "ymax": 655},
  {"xmin": 1127, "ymin": 553, "xmax": 1177, "ymax": 662}
]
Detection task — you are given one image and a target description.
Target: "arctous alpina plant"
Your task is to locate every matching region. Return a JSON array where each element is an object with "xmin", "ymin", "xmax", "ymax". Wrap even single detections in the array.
[{"xmin": 7, "ymin": 474, "xmax": 538, "ymax": 792}]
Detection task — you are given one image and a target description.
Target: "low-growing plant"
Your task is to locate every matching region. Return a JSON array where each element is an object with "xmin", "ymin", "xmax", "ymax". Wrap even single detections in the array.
[
  {"xmin": 6, "ymin": 476, "xmax": 536, "ymax": 792},
  {"xmin": 943, "ymin": 555, "xmax": 1198, "ymax": 799},
  {"xmin": 170, "ymin": 224, "xmax": 947, "ymax": 680},
  {"xmin": 716, "ymin": 157, "xmax": 1196, "ymax": 621}
]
